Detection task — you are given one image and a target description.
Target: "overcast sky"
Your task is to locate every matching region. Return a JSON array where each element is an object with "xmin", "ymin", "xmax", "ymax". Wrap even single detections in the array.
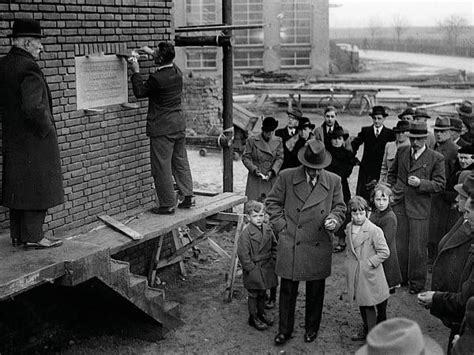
[{"xmin": 329, "ymin": 0, "xmax": 474, "ymax": 28}]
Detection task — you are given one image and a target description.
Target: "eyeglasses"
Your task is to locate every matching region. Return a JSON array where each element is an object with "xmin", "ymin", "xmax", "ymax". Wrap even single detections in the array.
[{"xmin": 325, "ymin": 115, "xmax": 335, "ymax": 118}]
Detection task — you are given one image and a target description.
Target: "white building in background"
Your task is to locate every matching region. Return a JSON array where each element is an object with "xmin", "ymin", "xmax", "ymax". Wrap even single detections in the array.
[{"xmin": 173, "ymin": 0, "xmax": 330, "ymax": 77}]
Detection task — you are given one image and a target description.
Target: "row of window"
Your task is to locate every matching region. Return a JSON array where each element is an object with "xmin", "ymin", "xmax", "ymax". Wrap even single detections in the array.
[{"xmin": 184, "ymin": 0, "xmax": 312, "ymax": 69}]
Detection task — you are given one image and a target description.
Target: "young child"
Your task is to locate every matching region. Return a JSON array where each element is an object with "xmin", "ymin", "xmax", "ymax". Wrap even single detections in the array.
[
  {"xmin": 344, "ymin": 196, "xmax": 390, "ymax": 341},
  {"xmin": 237, "ymin": 200, "xmax": 277, "ymax": 331},
  {"xmin": 370, "ymin": 184, "xmax": 402, "ymax": 294},
  {"xmin": 326, "ymin": 126, "xmax": 358, "ymax": 253}
]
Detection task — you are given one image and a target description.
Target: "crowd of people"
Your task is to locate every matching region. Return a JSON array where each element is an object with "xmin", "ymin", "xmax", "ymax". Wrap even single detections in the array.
[{"xmin": 239, "ymin": 100, "xmax": 474, "ymax": 353}]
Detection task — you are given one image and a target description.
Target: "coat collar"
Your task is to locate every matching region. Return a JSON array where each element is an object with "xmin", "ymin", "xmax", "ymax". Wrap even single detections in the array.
[
  {"xmin": 346, "ymin": 219, "xmax": 371, "ymax": 258},
  {"xmin": 247, "ymin": 223, "xmax": 272, "ymax": 251},
  {"xmin": 9, "ymin": 46, "xmax": 35, "ymax": 60},
  {"xmin": 292, "ymin": 166, "xmax": 330, "ymax": 210},
  {"xmin": 439, "ymin": 222, "xmax": 473, "ymax": 253},
  {"xmin": 253, "ymin": 134, "xmax": 280, "ymax": 155}
]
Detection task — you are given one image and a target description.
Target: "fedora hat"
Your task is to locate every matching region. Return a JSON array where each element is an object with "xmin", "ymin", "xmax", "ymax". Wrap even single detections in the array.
[
  {"xmin": 261, "ymin": 116, "xmax": 278, "ymax": 132},
  {"xmin": 455, "ymin": 173, "xmax": 474, "ymax": 198},
  {"xmin": 287, "ymin": 107, "xmax": 303, "ymax": 119},
  {"xmin": 356, "ymin": 318, "xmax": 443, "ymax": 355},
  {"xmin": 407, "ymin": 121, "xmax": 428, "ymax": 138},
  {"xmin": 297, "ymin": 139, "xmax": 332, "ymax": 169},
  {"xmin": 393, "ymin": 120, "xmax": 410, "ymax": 133},
  {"xmin": 327, "ymin": 126, "xmax": 345, "ymax": 140},
  {"xmin": 369, "ymin": 106, "xmax": 388, "ymax": 118},
  {"xmin": 456, "ymin": 100, "xmax": 473, "ymax": 118},
  {"xmin": 458, "ymin": 145, "xmax": 474, "ymax": 155},
  {"xmin": 450, "ymin": 117, "xmax": 464, "ymax": 132},
  {"xmin": 398, "ymin": 107, "xmax": 415, "ymax": 120},
  {"xmin": 413, "ymin": 108, "xmax": 431, "ymax": 120},
  {"xmin": 8, "ymin": 18, "xmax": 43, "ymax": 38},
  {"xmin": 297, "ymin": 117, "xmax": 315, "ymax": 131},
  {"xmin": 432, "ymin": 116, "xmax": 452, "ymax": 131}
]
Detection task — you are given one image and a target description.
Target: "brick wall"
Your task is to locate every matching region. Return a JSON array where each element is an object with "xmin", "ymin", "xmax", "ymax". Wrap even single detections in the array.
[
  {"xmin": 0, "ymin": 0, "xmax": 174, "ymax": 237},
  {"xmin": 183, "ymin": 77, "xmax": 222, "ymax": 135}
]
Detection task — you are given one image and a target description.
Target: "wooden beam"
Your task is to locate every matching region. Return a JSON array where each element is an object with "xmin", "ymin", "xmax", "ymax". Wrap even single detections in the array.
[
  {"xmin": 209, "ymin": 212, "xmax": 242, "ymax": 223},
  {"xmin": 224, "ymin": 214, "xmax": 245, "ymax": 303},
  {"xmin": 171, "ymin": 230, "xmax": 187, "ymax": 276},
  {"xmin": 98, "ymin": 215, "xmax": 143, "ymax": 241},
  {"xmin": 207, "ymin": 238, "xmax": 230, "ymax": 259}
]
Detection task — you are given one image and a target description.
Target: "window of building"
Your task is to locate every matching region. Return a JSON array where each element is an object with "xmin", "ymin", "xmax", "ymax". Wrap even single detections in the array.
[
  {"xmin": 186, "ymin": 50, "xmax": 217, "ymax": 69},
  {"xmin": 185, "ymin": 0, "xmax": 218, "ymax": 69},
  {"xmin": 234, "ymin": 49, "xmax": 264, "ymax": 69},
  {"xmin": 280, "ymin": 0, "xmax": 311, "ymax": 44},
  {"xmin": 280, "ymin": 48, "xmax": 310, "ymax": 68},
  {"xmin": 233, "ymin": 0, "xmax": 264, "ymax": 46}
]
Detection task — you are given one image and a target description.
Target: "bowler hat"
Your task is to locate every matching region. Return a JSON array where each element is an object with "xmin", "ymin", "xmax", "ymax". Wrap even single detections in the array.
[
  {"xmin": 261, "ymin": 116, "xmax": 278, "ymax": 132},
  {"xmin": 450, "ymin": 117, "xmax": 464, "ymax": 132},
  {"xmin": 8, "ymin": 18, "xmax": 43, "ymax": 38},
  {"xmin": 392, "ymin": 120, "xmax": 410, "ymax": 133},
  {"xmin": 369, "ymin": 106, "xmax": 388, "ymax": 118},
  {"xmin": 356, "ymin": 318, "xmax": 443, "ymax": 355},
  {"xmin": 413, "ymin": 108, "xmax": 431, "ymax": 120},
  {"xmin": 432, "ymin": 116, "xmax": 452, "ymax": 131},
  {"xmin": 287, "ymin": 107, "xmax": 303, "ymax": 118},
  {"xmin": 455, "ymin": 173, "xmax": 474, "ymax": 198},
  {"xmin": 397, "ymin": 107, "xmax": 415, "ymax": 120},
  {"xmin": 456, "ymin": 100, "xmax": 473, "ymax": 118},
  {"xmin": 297, "ymin": 117, "xmax": 315, "ymax": 131},
  {"xmin": 407, "ymin": 121, "xmax": 428, "ymax": 138},
  {"xmin": 327, "ymin": 126, "xmax": 345, "ymax": 140},
  {"xmin": 297, "ymin": 139, "xmax": 332, "ymax": 169}
]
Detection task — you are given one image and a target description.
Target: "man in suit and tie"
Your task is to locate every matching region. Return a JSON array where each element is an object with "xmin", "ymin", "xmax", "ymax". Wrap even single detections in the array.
[
  {"xmin": 275, "ymin": 107, "xmax": 303, "ymax": 170},
  {"xmin": 387, "ymin": 121, "xmax": 445, "ymax": 294},
  {"xmin": 266, "ymin": 140, "xmax": 346, "ymax": 345},
  {"xmin": 352, "ymin": 106, "xmax": 396, "ymax": 201},
  {"xmin": 313, "ymin": 106, "xmax": 342, "ymax": 148}
]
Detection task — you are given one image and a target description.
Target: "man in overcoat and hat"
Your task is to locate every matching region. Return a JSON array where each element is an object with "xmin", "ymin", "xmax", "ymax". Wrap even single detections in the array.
[
  {"xmin": 266, "ymin": 139, "xmax": 346, "ymax": 345},
  {"xmin": 0, "ymin": 19, "xmax": 64, "ymax": 249},
  {"xmin": 275, "ymin": 107, "xmax": 303, "ymax": 170},
  {"xmin": 387, "ymin": 121, "xmax": 445, "ymax": 294},
  {"xmin": 352, "ymin": 106, "xmax": 396, "ymax": 201}
]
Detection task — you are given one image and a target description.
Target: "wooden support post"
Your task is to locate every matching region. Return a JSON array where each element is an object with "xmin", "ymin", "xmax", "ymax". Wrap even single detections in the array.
[
  {"xmin": 224, "ymin": 214, "xmax": 245, "ymax": 303},
  {"xmin": 147, "ymin": 234, "xmax": 164, "ymax": 286},
  {"xmin": 171, "ymin": 229, "xmax": 187, "ymax": 276}
]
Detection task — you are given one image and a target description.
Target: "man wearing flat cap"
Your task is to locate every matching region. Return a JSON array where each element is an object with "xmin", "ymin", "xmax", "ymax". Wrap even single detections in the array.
[
  {"xmin": 0, "ymin": 19, "xmax": 64, "ymax": 249},
  {"xmin": 266, "ymin": 139, "xmax": 346, "ymax": 345},
  {"xmin": 275, "ymin": 106, "xmax": 303, "ymax": 170},
  {"xmin": 388, "ymin": 121, "xmax": 445, "ymax": 294},
  {"xmin": 352, "ymin": 106, "xmax": 396, "ymax": 201}
]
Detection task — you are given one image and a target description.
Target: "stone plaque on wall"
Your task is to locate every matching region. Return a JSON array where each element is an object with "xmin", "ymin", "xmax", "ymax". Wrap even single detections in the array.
[{"xmin": 75, "ymin": 55, "xmax": 128, "ymax": 110}]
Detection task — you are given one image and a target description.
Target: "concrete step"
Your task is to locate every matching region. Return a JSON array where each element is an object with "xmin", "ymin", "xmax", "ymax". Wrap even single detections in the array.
[
  {"xmin": 109, "ymin": 259, "xmax": 130, "ymax": 291},
  {"xmin": 145, "ymin": 287, "xmax": 166, "ymax": 304}
]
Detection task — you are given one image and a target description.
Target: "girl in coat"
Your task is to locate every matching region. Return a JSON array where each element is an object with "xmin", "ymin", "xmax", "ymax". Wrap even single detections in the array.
[
  {"xmin": 345, "ymin": 196, "xmax": 390, "ymax": 341},
  {"xmin": 369, "ymin": 184, "xmax": 402, "ymax": 293},
  {"xmin": 237, "ymin": 201, "xmax": 277, "ymax": 331}
]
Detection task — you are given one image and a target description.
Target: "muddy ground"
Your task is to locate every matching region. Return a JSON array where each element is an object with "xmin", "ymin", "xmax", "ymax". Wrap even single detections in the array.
[{"xmin": 60, "ymin": 59, "xmax": 471, "ymax": 354}]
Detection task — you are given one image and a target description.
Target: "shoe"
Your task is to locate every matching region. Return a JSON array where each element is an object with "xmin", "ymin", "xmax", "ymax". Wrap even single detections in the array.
[
  {"xmin": 351, "ymin": 329, "xmax": 367, "ymax": 341},
  {"xmin": 274, "ymin": 333, "xmax": 290, "ymax": 345},
  {"xmin": 258, "ymin": 313, "xmax": 274, "ymax": 326},
  {"xmin": 265, "ymin": 300, "xmax": 275, "ymax": 309},
  {"xmin": 151, "ymin": 206, "xmax": 175, "ymax": 215},
  {"xmin": 248, "ymin": 316, "xmax": 268, "ymax": 331},
  {"xmin": 24, "ymin": 238, "xmax": 63, "ymax": 249},
  {"xmin": 178, "ymin": 196, "xmax": 195, "ymax": 209},
  {"xmin": 304, "ymin": 331, "xmax": 318, "ymax": 343}
]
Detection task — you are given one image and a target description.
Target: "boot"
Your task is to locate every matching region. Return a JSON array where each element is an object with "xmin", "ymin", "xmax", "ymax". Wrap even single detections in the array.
[
  {"xmin": 248, "ymin": 296, "xmax": 267, "ymax": 330},
  {"xmin": 178, "ymin": 195, "xmax": 195, "ymax": 209},
  {"xmin": 257, "ymin": 294, "xmax": 274, "ymax": 326}
]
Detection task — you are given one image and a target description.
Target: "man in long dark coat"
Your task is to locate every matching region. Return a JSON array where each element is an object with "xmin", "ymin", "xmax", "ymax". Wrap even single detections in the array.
[
  {"xmin": 352, "ymin": 106, "xmax": 396, "ymax": 201},
  {"xmin": 266, "ymin": 140, "xmax": 346, "ymax": 345},
  {"xmin": 275, "ymin": 107, "xmax": 303, "ymax": 170},
  {"xmin": 0, "ymin": 19, "xmax": 64, "ymax": 249}
]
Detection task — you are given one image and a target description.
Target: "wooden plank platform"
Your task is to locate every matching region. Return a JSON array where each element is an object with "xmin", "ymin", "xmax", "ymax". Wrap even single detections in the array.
[{"xmin": 0, "ymin": 193, "xmax": 246, "ymax": 301}]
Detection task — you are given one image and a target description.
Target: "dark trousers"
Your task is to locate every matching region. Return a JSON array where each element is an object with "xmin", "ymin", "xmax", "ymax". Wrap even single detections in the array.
[
  {"xmin": 9, "ymin": 209, "xmax": 47, "ymax": 243},
  {"xmin": 150, "ymin": 131, "xmax": 193, "ymax": 208},
  {"xmin": 359, "ymin": 299, "xmax": 388, "ymax": 333},
  {"xmin": 279, "ymin": 278, "xmax": 325, "ymax": 335},
  {"xmin": 393, "ymin": 202, "xmax": 428, "ymax": 291}
]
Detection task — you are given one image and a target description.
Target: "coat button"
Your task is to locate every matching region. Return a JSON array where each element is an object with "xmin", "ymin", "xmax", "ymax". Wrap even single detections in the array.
[
  {"xmin": 321, "ymin": 210, "xmax": 325, "ymax": 214},
  {"xmin": 298, "ymin": 225, "xmax": 302, "ymax": 229},
  {"xmin": 296, "ymin": 241, "xmax": 300, "ymax": 246},
  {"xmin": 296, "ymin": 208, "xmax": 300, "ymax": 212}
]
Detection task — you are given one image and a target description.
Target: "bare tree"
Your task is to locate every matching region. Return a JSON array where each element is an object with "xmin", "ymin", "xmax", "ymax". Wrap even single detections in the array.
[
  {"xmin": 368, "ymin": 17, "xmax": 382, "ymax": 44},
  {"xmin": 393, "ymin": 14, "xmax": 409, "ymax": 43},
  {"xmin": 437, "ymin": 14, "xmax": 469, "ymax": 50}
]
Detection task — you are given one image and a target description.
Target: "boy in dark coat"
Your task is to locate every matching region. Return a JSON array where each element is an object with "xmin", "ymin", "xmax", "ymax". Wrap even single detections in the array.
[{"xmin": 237, "ymin": 200, "xmax": 277, "ymax": 331}]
